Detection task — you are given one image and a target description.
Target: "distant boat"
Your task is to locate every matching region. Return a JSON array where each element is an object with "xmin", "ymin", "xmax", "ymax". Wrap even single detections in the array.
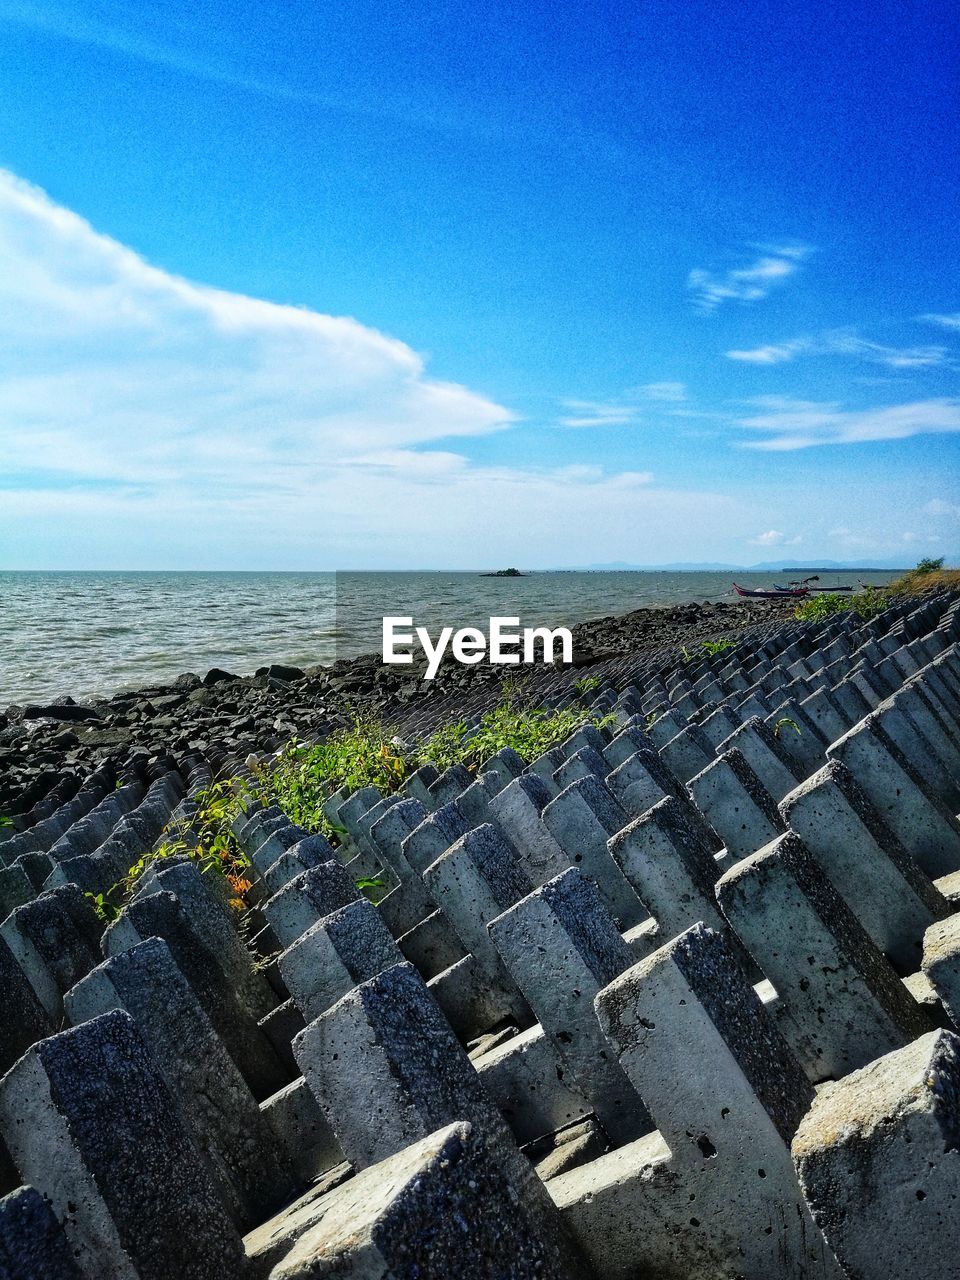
[
  {"xmin": 479, "ymin": 567, "xmax": 526, "ymax": 577},
  {"xmin": 733, "ymin": 582, "xmax": 808, "ymax": 599},
  {"xmin": 778, "ymin": 573, "xmax": 855, "ymax": 591}
]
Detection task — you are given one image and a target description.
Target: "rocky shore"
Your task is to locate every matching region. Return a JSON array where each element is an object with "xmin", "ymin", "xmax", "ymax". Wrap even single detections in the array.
[{"xmin": 0, "ymin": 597, "xmax": 791, "ymax": 812}]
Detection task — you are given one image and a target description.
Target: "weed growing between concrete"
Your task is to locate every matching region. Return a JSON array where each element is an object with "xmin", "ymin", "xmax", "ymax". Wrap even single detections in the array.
[{"xmin": 85, "ymin": 693, "xmax": 612, "ymax": 922}]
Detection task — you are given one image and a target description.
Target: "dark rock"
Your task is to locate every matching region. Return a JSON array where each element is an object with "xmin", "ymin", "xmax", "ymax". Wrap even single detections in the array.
[
  {"xmin": 20, "ymin": 703, "xmax": 101, "ymax": 723},
  {"xmin": 202, "ymin": 668, "xmax": 238, "ymax": 687}
]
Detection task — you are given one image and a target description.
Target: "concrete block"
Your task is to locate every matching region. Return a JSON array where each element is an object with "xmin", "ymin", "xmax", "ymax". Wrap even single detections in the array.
[
  {"xmin": 921, "ymin": 912, "xmax": 960, "ymax": 1029},
  {"xmin": 396, "ymin": 908, "xmax": 466, "ymax": 979},
  {"xmin": 608, "ymin": 795, "xmax": 725, "ymax": 940},
  {"xmin": 688, "ymin": 749, "xmax": 785, "ymax": 860},
  {"xmin": 552, "ymin": 746, "xmax": 609, "ymax": 791},
  {"xmin": 427, "ymin": 952, "xmax": 531, "ymax": 1041},
  {"xmin": 566, "ymin": 923, "xmax": 839, "ymax": 1280},
  {"xmin": 104, "ymin": 890, "xmax": 288, "ymax": 1100},
  {"xmin": 0, "ymin": 937, "xmax": 53, "ymax": 1077},
  {"xmin": 0, "ymin": 886, "xmax": 102, "ymax": 1022},
  {"xmin": 253, "ymin": 1123, "xmax": 562, "ymax": 1280},
  {"xmin": 717, "ymin": 717, "xmax": 803, "ymax": 803},
  {"xmin": 261, "ymin": 1076, "xmax": 344, "ymax": 1188},
  {"xmin": 475, "ymin": 1024, "xmax": 591, "ymax": 1145},
  {"xmin": 828, "ymin": 715, "xmax": 960, "ymax": 878},
  {"xmin": 781, "ymin": 760, "xmax": 948, "ymax": 972},
  {"xmin": 263, "ymin": 862, "xmax": 361, "ymax": 950},
  {"xmin": 64, "ymin": 937, "xmax": 295, "ymax": 1230},
  {"xmin": 423, "ymin": 824, "xmax": 532, "ymax": 981},
  {"xmin": 0, "ymin": 1185, "xmax": 85, "ymax": 1280},
  {"xmin": 401, "ymin": 803, "xmax": 467, "ymax": 875},
  {"xmin": 717, "ymin": 832, "xmax": 933, "ymax": 1082},
  {"xmin": 604, "ymin": 752, "xmax": 668, "ymax": 820},
  {"xmin": 660, "ymin": 724, "xmax": 714, "ymax": 784},
  {"xmin": 292, "ymin": 961, "xmax": 586, "ymax": 1280},
  {"xmin": 280, "ymin": 899, "xmax": 404, "ymax": 1020},
  {"xmin": 489, "ymin": 869, "xmax": 651, "ymax": 1143},
  {"xmin": 540, "ymin": 778, "xmax": 646, "ymax": 927},
  {"xmin": 489, "ymin": 775, "xmax": 569, "ymax": 886},
  {"xmin": 793, "ymin": 1029, "xmax": 960, "ymax": 1280},
  {"xmin": 0, "ymin": 1010, "xmax": 245, "ymax": 1280}
]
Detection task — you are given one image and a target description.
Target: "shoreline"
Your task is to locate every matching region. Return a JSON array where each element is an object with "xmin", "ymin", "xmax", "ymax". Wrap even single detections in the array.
[{"xmin": 0, "ymin": 596, "xmax": 792, "ymax": 811}]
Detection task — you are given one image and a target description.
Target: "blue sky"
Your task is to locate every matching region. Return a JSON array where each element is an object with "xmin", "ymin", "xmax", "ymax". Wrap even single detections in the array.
[{"xmin": 0, "ymin": 0, "xmax": 958, "ymax": 568}]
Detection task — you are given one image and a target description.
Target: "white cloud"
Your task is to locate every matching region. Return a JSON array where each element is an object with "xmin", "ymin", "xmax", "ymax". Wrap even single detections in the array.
[
  {"xmin": 924, "ymin": 498, "xmax": 960, "ymax": 519},
  {"xmin": 556, "ymin": 399, "xmax": 639, "ymax": 428},
  {"xmin": 633, "ymin": 382, "xmax": 687, "ymax": 402},
  {"xmin": 726, "ymin": 341, "xmax": 810, "ymax": 364},
  {"xmin": 688, "ymin": 245, "xmax": 812, "ymax": 311},
  {"xmin": 917, "ymin": 313, "xmax": 960, "ymax": 331},
  {"xmin": 0, "ymin": 168, "xmax": 518, "ymax": 483},
  {"xmin": 725, "ymin": 329, "xmax": 949, "ymax": 369},
  {"xmin": 737, "ymin": 397, "xmax": 960, "ymax": 450},
  {"xmin": 749, "ymin": 529, "xmax": 802, "ymax": 547},
  {"xmin": 0, "ymin": 168, "xmax": 747, "ymax": 567}
]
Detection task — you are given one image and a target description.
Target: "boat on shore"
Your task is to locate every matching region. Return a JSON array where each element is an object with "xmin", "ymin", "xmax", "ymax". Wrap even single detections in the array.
[
  {"xmin": 732, "ymin": 582, "xmax": 808, "ymax": 599},
  {"xmin": 774, "ymin": 574, "xmax": 852, "ymax": 593}
]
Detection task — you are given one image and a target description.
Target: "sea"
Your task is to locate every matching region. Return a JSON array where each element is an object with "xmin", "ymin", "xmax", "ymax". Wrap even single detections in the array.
[{"xmin": 0, "ymin": 569, "xmax": 897, "ymax": 705}]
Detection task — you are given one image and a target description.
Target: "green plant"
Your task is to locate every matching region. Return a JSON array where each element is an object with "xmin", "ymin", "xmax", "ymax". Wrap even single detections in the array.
[
  {"xmin": 915, "ymin": 556, "xmax": 944, "ymax": 575},
  {"xmin": 700, "ymin": 638, "xmax": 734, "ymax": 656},
  {"xmin": 574, "ymin": 675, "xmax": 601, "ymax": 695},
  {"xmin": 645, "ymin": 710, "xmax": 659, "ymax": 729},
  {"xmin": 678, "ymin": 644, "xmax": 693, "ymax": 663},
  {"xmin": 268, "ymin": 721, "xmax": 409, "ymax": 838},
  {"xmin": 773, "ymin": 717, "xmax": 800, "ymax": 738},
  {"xmin": 793, "ymin": 592, "xmax": 847, "ymax": 623},
  {"xmin": 0, "ymin": 815, "xmax": 13, "ymax": 829},
  {"xmin": 85, "ymin": 887, "xmax": 124, "ymax": 924},
  {"xmin": 420, "ymin": 695, "xmax": 614, "ymax": 774}
]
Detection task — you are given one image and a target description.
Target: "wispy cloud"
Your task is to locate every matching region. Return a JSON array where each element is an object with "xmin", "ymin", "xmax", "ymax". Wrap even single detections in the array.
[
  {"xmin": 726, "ymin": 329, "xmax": 949, "ymax": 368},
  {"xmin": 0, "ymin": 1, "xmax": 472, "ymax": 139},
  {"xmin": 688, "ymin": 244, "xmax": 813, "ymax": 311},
  {"xmin": 736, "ymin": 396, "xmax": 960, "ymax": 450},
  {"xmin": 917, "ymin": 313, "xmax": 960, "ymax": 331},
  {"xmin": 556, "ymin": 382, "xmax": 686, "ymax": 427},
  {"xmin": 924, "ymin": 498, "xmax": 960, "ymax": 519},
  {"xmin": 556, "ymin": 398, "xmax": 639, "ymax": 428},
  {"xmin": 632, "ymin": 382, "xmax": 687, "ymax": 402}
]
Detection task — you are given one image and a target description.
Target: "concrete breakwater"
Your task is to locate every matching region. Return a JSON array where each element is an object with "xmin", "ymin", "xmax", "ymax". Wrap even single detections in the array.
[{"xmin": 0, "ymin": 587, "xmax": 958, "ymax": 1276}]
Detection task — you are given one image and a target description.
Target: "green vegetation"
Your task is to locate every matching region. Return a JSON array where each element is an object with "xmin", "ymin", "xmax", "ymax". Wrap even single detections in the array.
[
  {"xmin": 681, "ymin": 638, "xmax": 734, "ymax": 662},
  {"xmin": 700, "ymin": 638, "xmax": 734, "ymax": 657},
  {"xmin": 574, "ymin": 675, "xmax": 602, "ymax": 694},
  {"xmin": 793, "ymin": 584, "xmax": 889, "ymax": 623},
  {"xmin": 421, "ymin": 699, "xmax": 614, "ymax": 775},
  {"xmin": 0, "ymin": 815, "xmax": 13, "ymax": 829},
  {"xmin": 773, "ymin": 717, "xmax": 800, "ymax": 738},
  {"xmin": 85, "ymin": 780, "xmax": 254, "ymax": 924},
  {"xmin": 887, "ymin": 558, "xmax": 960, "ymax": 596},
  {"xmin": 86, "ymin": 689, "xmax": 615, "ymax": 925}
]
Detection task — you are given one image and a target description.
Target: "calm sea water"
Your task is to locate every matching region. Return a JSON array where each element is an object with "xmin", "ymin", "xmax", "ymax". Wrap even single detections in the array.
[{"xmin": 0, "ymin": 569, "xmax": 895, "ymax": 705}]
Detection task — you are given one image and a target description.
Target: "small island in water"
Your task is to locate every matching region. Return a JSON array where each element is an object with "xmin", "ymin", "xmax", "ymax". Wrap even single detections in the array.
[{"xmin": 479, "ymin": 567, "xmax": 526, "ymax": 577}]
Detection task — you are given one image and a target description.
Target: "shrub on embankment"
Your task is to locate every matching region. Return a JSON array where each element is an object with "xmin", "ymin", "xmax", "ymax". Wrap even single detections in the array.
[{"xmin": 793, "ymin": 558, "xmax": 960, "ymax": 624}]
